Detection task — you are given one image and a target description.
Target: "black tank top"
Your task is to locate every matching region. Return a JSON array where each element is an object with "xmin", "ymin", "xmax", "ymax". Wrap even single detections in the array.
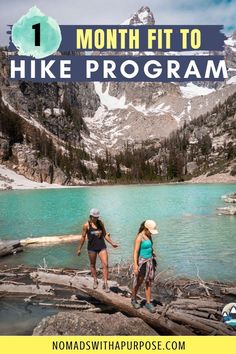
[{"xmin": 87, "ymin": 221, "xmax": 107, "ymax": 251}]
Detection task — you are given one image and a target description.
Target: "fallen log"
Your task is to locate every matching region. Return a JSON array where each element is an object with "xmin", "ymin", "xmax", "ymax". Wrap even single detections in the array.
[
  {"xmin": 166, "ymin": 309, "xmax": 235, "ymax": 335},
  {"xmin": 198, "ymin": 307, "xmax": 221, "ymax": 314},
  {"xmin": 168, "ymin": 298, "xmax": 224, "ymax": 309},
  {"xmin": 30, "ymin": 271, "xmax": 118, "ymax": 292},
  {"xmin": 221, "ymin": 287, "xmax": 236, "ymax": 295},
  {"xmin": 170, "ymin": 303, "xmax": 222, "ymax": 312},
  {"xmin": 0, "ymin": 235, "xmax": 82, "ymax": 258},
  {"xmin": 37, "ymin": 302, "xmax": 94, "ymax": 310},
  {"xmin": 0, "ymin": 272, "xmax": 25, "ymax": 277},
  {"xmin": 0, "ymin": 265, "xmax": 24, "ymax": 273},
  {"xmin": 79, "ymin": 285, "xmax": 195, "ymax": 335},
  {"xmin": 0, "ymin": 280, "xmax": 26, "ymax": 285},
  {"xmin": 166, "ymin": 309, "xmax": 216, "ymax": 334},
  {"xmin": 31, "ymin": 271, "xmax": 194, "ymax": 335},
  {"xmin": 21, "ymin": 234, "xmax": 82, "ymax": 246},
  {"xmin": 192, "ymin": 316, "xmax": 232, "ymax": 333},
  {"xmin": 184, "ymin": 309, "xmax": 217, "ymax": 319},
  {"xmin": 0, "ymin": 283, "xmax": 54, "ymax": 296},
  {"xmin": 0, "ymin": 240, "xmax": 23, "ymax": 257},
  {"xmin": 85, "ymin": 307, "xmax": 103, "ymax": 313}
]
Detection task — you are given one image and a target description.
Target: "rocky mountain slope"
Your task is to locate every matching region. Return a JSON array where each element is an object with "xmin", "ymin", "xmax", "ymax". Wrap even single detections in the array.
[
  {"xmin": 93, "ymin": 91, "xmax": 236, "ymax": 183},
  {"xmin": 153, "ymin": 92, "xmax": 236, "ymax": 181},
  {"xmin": 82, "ymin": 6, "xmax": 236, "ymax": 153}
]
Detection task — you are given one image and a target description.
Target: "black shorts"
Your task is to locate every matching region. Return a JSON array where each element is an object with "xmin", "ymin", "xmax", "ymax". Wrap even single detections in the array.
[
  {"xmin": 88, "ymin": 248, "xmax": 106, "ymax": 254},
  {"xmin": 139, "ymin": 259, "xmax": 157, "ymax": 277},
  {"xmin": 139, "ymin": 262, "xmax": 147, "ymax": 277}
]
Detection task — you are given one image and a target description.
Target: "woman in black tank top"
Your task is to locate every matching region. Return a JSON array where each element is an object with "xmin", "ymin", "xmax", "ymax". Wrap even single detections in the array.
[
  {"xmin": 77, "ymin": 208, "xmax": 118, "ymax": 292},
  {"xmin": 87, "ymin": 219, "xmax": 107, "ymax": 252}
]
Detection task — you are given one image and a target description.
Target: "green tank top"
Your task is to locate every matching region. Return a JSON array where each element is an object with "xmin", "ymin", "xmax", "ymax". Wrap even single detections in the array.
[{"xmin": 139, "ymin": 238, "xmax": 153, "ymax": 259}]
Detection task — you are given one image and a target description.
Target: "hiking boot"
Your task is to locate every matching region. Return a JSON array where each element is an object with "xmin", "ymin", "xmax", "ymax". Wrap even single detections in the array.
[
  {"xmin": 131, "ymin": 298, "xmax": 141, "ymax": 309},
  {"xmin": 145, "ymin": 303, "xmax": 156, "ymax": 313},
  {"xmin": 102, "ymin": 283, "xmax": 110, "ymax": 293},
  {"xmin": 93, "ymin": 279, "xmax": 98, "ymax": 289}
]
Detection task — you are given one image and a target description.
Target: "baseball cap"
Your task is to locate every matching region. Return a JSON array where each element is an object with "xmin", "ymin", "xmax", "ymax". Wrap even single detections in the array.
[
  {"xmin": 144, "ymin": 220, "xmax": 158, "ymax": 235},
  {"xmin": 90, "ymin": 208, "xmax": 100, "ymax": 218}
]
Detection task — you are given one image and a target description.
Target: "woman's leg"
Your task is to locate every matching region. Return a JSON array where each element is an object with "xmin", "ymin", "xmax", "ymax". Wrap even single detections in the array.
[
  {"xmin": 98, "ymin": 249, "xmax": 108, "ymax": 283},
  {"xmin": 88, "ymin": 251, "xmax": 97, "ymax": 281},
  {"xmin": 145, "ymin": 281, "xmax": 152, "ymax": 304},
  {"xmin": 144, "ymin": 281, "xmax": 155, "ymax": 312},
  {"xmin": 132, "ymin": 275, "xmax": 144, "ymax": 300}
]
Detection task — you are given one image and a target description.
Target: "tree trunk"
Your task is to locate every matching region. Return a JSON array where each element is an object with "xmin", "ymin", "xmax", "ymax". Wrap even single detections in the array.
[
  {"xmin": 221, "ymin": 287, "xmax": 236, "ymax": 295},
  {"xmin": 166, "ymin": 309, "xmax": 235, "ymax": 335},
  {"xmin": 0, "ymin": 240, "xmax": 23, "ymax": 257},
  {"xmin": 0, "ymin": 283, "xmax": 54, "ymax": 296},
  {"xmin": 21, "ymin": 234, "xmax": 82, "ymax": 246},
  {"xmin": 30, "ymin": 271, "xmax": 194, "ymax": 335},
  {"xmin": 0, "ymin": 235, "xmax": 82, "ymax": 258}
]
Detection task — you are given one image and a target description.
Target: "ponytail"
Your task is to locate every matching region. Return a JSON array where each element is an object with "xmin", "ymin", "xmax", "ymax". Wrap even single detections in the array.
[{"xmin": 138, "ymin": 221, "xmax": 146, "ymax": 234}]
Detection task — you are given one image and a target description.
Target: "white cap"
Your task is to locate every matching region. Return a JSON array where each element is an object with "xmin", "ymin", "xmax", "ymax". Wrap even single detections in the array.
[
  {"xmin": 90, "ymin": 208, "xmax": 100, "ymax": 218},
  {"xmin": 144, "ymin": 220, "xmax": 158, "ymax": 235}
]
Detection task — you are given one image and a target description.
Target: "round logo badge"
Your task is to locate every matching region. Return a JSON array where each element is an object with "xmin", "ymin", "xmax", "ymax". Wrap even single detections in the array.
[
  {"xmin": 12, "ymin": 6, "xmax": 62, "ymax": 59},
  {"xmin": 222, "ymin": 303, "xmax": 236, "ymax": 327}
]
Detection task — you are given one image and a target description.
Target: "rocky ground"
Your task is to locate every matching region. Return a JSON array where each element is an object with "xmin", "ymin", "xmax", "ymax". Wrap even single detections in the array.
[{"xmin": 189, "ymin": 173, "xmax": 236, "ymax": 184}]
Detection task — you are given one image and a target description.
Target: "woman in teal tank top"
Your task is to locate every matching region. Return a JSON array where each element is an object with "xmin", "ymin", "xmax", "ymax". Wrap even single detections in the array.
[{"xmin": 131, "ymin": 220, "xmax": 158, "ymax": 313}]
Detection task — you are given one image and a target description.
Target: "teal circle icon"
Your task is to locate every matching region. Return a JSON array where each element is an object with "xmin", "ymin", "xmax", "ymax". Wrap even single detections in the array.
[{"xmin": 12, "ymin": 6, "xmax": 62, "ymax": 59}]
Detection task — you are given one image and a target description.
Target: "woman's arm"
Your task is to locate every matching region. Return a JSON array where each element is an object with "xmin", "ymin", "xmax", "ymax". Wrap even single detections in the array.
[
  {"xmin": 104, "ymin": 233, "xmax": 118, "ymax": 248},
  {"xmin": 100, "ymin": 221, "xmax": 118, "ymax": 248},
  {"xmin": 77, "ymin": 223, "xmax": 88, "ymax": 255},
  {"xmin": 133, "ymin": 236, "xmax": 141, "ymax": 275}
]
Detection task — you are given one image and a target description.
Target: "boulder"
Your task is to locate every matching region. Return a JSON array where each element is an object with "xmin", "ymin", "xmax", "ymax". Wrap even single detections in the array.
[
  {"xmin": 33, "ymin": 311, "xmax": 157, "ymax": 336},
  {"xmin": 217, "ymin": 206, "xmax": 236, "ymax": 215},
  {"xmin": 222, "ymin": 193, "xmax": 236, "ymax": 203}
]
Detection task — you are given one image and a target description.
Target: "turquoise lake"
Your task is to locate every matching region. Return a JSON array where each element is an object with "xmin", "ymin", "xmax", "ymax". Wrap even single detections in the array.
[{"xmin": 0, "ymin": 184, "xmax": 236, "ymax": 281}]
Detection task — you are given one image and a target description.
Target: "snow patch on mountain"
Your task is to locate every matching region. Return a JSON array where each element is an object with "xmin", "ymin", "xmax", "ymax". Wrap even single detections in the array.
[
  {"xmin": 138, "ymin": 9, "xmax": 150, "ymax": 23},
  {"xmin": 94, "ymin": 82, "xmax": 174, "ymax": 121},
  {"xmin": 121, "ymin": 18, "xmax": 132, "ymax": 25},
  {"xmin": 225, "ymin": 37, "xmax": 236, "ymax": 47},
  {"xmin": 94, "ymin": 82, "xmax": 128, "ymax": 110},
  {"xmin": 180, "ymin": 83, "xmax": 216, "ymax": 98},
  {"xmin": 131, "ymin": 102, "xmax": 171, "ymax": 116},
  {"xmin": 121, "ymin": 6, "xmax": 155, "ymax": 26},
  {"xmin": 227, "ymin": 76, "xmax": 236, "ymax": 85}
]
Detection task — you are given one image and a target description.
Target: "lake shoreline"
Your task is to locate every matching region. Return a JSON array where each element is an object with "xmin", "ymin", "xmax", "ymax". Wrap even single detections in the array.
[
  {"xmin": 1, "ymin": 164, "xmax": 236, "ymax": 191},
  {"xmin": 1, "ymin": 177, "xmax": 236, "ymax": 191}
]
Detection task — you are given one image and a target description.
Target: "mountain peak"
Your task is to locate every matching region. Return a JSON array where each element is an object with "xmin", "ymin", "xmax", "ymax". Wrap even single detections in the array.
[{"xmin": 122, "ymin": 6, "xmax": 155, "ymax": 25}]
